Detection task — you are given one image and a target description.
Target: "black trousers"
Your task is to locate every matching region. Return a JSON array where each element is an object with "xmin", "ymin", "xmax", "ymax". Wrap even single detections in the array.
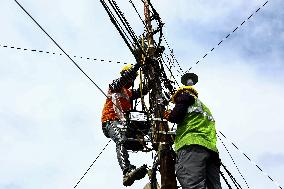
[{"xmin": 175, "ymin": 145, "xmax": 222, "ymax": 189}]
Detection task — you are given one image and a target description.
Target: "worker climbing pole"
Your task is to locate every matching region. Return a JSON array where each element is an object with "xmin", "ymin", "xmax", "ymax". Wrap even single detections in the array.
[{"xmin": 99, "ymin": 0, "xmax": 177, "ymax": 188}]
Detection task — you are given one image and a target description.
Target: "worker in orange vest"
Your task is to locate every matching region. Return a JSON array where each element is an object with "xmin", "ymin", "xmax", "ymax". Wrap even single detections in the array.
[{"xmin": 101, "ymin": 63, "xmax": 149, "ymax": 186}]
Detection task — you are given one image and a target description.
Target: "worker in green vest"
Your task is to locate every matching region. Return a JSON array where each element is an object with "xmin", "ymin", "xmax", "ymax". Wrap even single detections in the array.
[{"xmin": 164, "ymin": 73, "xmax": 222, "ymax": 189}]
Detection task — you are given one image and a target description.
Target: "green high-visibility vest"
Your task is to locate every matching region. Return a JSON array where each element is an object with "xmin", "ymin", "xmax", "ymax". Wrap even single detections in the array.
[{"xmin": 174, "ymin": 98, "xmax": 218, "ymax": 153}]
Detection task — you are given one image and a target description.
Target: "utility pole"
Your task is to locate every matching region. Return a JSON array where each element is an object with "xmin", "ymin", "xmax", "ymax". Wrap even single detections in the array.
[{"xmin": 144, "ymin": 1, "xmax": 177, "ymax": 189}]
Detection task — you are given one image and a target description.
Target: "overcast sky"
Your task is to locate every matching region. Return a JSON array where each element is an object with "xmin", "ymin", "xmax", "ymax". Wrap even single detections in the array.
[{"xmin": 0, "ymin": 0, "xmax": 284, "ymax": 189}]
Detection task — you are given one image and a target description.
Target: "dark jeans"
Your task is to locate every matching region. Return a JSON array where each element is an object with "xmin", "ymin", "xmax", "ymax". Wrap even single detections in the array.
[{"xmin": 175, "ymin": 145, "xmax": 222, "ymax": 189}]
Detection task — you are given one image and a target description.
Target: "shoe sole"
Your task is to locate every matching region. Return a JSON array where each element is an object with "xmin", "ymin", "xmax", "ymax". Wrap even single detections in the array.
[
  {"xmin": 123, "ymin": 166, "xmax": 147, "ymax": 186},
  {"xmin": 133, "ymin": 166, "xmax": 147, "ymax": 180}
]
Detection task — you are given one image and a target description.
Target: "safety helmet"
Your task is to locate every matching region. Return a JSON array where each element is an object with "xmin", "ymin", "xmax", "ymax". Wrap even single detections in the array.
[
  {"xmin": 171, "ymin": 86, "xmax": 198, "ymax": 103},
  {"xmin": 120, "ymin": 64, "xmax": 133, "ymax": 75},
  {"xmin": 181, "ymin": 73, "xmax": 198, "ymax": 86}
]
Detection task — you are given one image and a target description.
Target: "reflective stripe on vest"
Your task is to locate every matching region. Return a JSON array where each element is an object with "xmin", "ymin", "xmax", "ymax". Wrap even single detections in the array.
[{"xmin": 187, "ymin": 99, "xmax": 215, "ymax": 122}]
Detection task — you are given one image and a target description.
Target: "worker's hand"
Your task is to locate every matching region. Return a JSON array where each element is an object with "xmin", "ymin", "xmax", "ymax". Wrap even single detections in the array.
[{"xmin": 163, "ymin": 110, "xmax": 171, "ymax": 120}]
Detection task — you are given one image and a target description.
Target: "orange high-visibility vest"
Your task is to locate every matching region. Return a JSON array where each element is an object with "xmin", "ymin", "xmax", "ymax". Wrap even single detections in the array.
[{"xmin": 101, "ymin": 88, "xmax": 132, "ymax": 123}]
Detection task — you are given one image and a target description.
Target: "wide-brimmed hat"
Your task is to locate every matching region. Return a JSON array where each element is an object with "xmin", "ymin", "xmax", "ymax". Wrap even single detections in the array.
[{"xmin": 181, "ymin": 73, "xmax": 198, "ymax": 85}]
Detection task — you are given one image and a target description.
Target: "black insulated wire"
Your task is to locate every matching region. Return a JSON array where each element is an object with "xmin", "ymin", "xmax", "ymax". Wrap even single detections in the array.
[
  {"xmin": 100, "ymin": 0, "xmax": 135, "ymax": 55},
  {"xmin": 14, "ymin": 0, "xmax": 108, "ymax": 98},
  {"xmin": 221, "ymin": 163, "xmax": 243, "ymax": 189},
  {"xmin": 73, "ymin": 139, "xmax": 112, "ymax": 188},
  {"xmin": 218, "ymin": 134, "xmax": 250, "ymax": 188}
]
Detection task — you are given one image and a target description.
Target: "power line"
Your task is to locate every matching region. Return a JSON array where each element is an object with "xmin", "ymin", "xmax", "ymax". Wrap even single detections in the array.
[
  {"xmin": 13, "ymin": 0, "xmax": 154, "ymax": 149},
  {"xmin": 162, "ymin": 35, "xmax": 185, "ymax": 75},
  {"xmin": 14, "ymin": 0, "xmax": 108, "ymax": 98},
  {"xmin": 128, "ymin": 0, "xmax": 183, "ymax": 79},
  {"xmin": 221, "ymin": 162, "xmax": 243, "ymax": 189},
  {"xmin": 220, "ymin": 170, "xmax": 233, "ymax": 189},
  {"xmin": 217, "ymin": 134, "xmax": 250, "ymax": 188},
  {"xmin": 184, "ymin": 1, "xmax": 269, "ymax": 73},
  {"xmin": 13, "ymin": 3, "xmax": 156, "ymax": 187},
  {"xmin": 13, "ymin": 0, "xmax": 147, "ymax": 121},
  {"xmin": 126, "ymin": 0, "xmax": 184, "ymax": 81},
  {"xmin": 11, "ymin": 4, "xmax": 128, "ymax": 187},
  {"xmin": 0, "ymin": 43, "xmax": 132, "ymax": 65},
  {"xmin": 218, "ymin": 131, "xmax": 283, "ymax": 189},
  {"xmin": 128, "ymin": 0, "xmax": 145, "ymax": 27},
  {"xmin": 73, "ymin": 139, "xmax": 112, "ymax": 188}
]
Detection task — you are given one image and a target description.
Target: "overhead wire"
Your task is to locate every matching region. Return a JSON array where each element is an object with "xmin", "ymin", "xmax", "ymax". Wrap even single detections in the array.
[
  {"xmin": 163, "ymin": 53, "xmax": 182, "ymax": 76},
  {"xmin": 221, "ymin": 163, "xmax": 243, "ymax": 189},
  {"xmin": 217, "ymin": 134, "xmax": 250, "ymax": 188},
  {"xmin": 100, "ymin": 0, "xmax": 136, "ymax": 55},
  {"xmin": 218, "ymin": 131, "xmax": 283, "ymax": 189},
  {"xmin": 73, "ymin": 139, "xmax": 112, "ymax": 188},
  {"xmin": 131, "ymin": 0, "xmax": 270, "ymax": 76},
  {"xmin": 162, "ymin": 35, "xmax": 185, "ymax": 75},
  {"xmin": 101, "ymin": 0, "xmax": 151, "ymax": 61},
  {"xmin": 127, "ymin": 0, "xmax": 271, "ymax": 81},
  {"xmin": 184, "ymin": 1, "xmax": 269, "ymax": 73},
  {"xmin": 142, "ymin": 0, "xmax": 185, "ymax": 75},
  {"xmin": 128, "ymin": 0, "xmax": 146, "ymax": 27},
  {"xmin": 122, "ymin": 0, "xmax": 179, "ymax": 101},
  {"xmin": 108, "ymin": 0, "xmax": 139, "ymax": 45},
  {"xmin": 102, "ymin": 0, "xmax": 166, "ymax": 150},
  {"xmin": 101, "ymin": 0, "xmax": 166, "ymax": 147},
  {"xmin": 14, "ymin": 0, "xmax": 108, "ymax": 98},
  {"xmin": 160, "ymin": 56, "xmax": 180, "ymax": 88},
  {"xmin": 127, "ymin": 0, "xmax": 182, "ymax": 88},
  {"xmin": 127, "ymin": 0, "xmax": 180, "ymax": 88},
  {"xmin": 11, "ymin": 0, "xmax": 153, "ymax": 150},
  {"xmin": 220, "ymin": 170, "xmax": 233, "ymax": 189},
  {"xmin": 158, "ymin": 1, "xmax": 278, "ymax": 185},
  {"xmin": 132, "ymin": 1, "xmax": 184, "ymax": 78},
  {"xmin": 98, "ymin": 0, "xmax": 280, "ymax": 188},
  {"xmin": 0, "ymin": 43, "xmax": 132, "ymax": 65},
  {"xmin": 13, "ymin": 2, "xmax": 149, "ymax": 188}
]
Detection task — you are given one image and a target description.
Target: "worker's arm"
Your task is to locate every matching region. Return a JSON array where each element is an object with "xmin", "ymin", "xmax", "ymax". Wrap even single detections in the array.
[
  {"xmin": 167, "ymin": 93, "xmax": 195, "ymax": 124},
  {"xmin": 111, "ymin": 92, "xmax": 126, "ymax": 121},
  {"xmin": 109, "ymin": 64, "xmax": 140, "ymax": 92},
  {"xmin": 131, "ymin": 80, "xmax": 153, "ymax": 100}
]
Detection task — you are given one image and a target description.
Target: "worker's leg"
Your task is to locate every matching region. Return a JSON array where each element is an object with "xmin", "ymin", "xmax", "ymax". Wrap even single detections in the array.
[
  {"xmin": 206, "ymin": 151, "xmax": 222, "ymax": 189},
  {"xmin": 175, "ymin": 145, "xmax": 209, "ymax": 189},
  {"xmin": 105, "ymin": 121, "xmax": 133, "ymax": 174}
]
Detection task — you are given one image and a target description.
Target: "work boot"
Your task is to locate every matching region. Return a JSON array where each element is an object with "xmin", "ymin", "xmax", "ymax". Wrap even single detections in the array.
[{"xmin": 123, "ymin": 164, "xmax": 147, "ymax": 186}]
